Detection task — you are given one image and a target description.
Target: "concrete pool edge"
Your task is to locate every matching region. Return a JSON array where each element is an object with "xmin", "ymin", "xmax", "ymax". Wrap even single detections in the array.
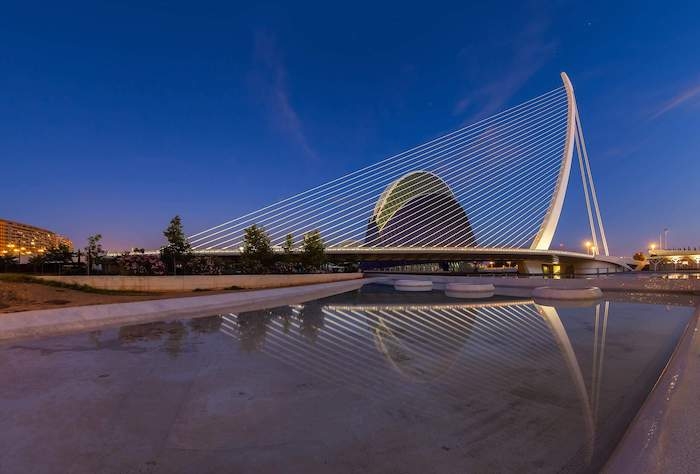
[
  {"xmin": 369, "ymin": 275, "xmax": 698, "ymax": 307},
  {"xmin": 0, "ymin": 277, "xmax": 380, "ymax": 343},
  {"xmin": 369, "ymin": 273, "xmax": 700, "ymax": 294},
  {"xmin": 603, "ymin": 303, "xmax": 700, "ymax": 473}
]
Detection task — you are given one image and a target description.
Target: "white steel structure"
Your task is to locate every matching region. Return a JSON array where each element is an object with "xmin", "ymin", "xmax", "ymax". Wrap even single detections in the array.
[{"xmin": 190, "ymin": 73, "xmax": 608, "ymax": 257}]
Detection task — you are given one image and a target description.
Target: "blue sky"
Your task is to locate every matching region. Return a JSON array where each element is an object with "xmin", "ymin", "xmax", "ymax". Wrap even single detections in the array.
[{"xmin": 1, "ymin": 1, "xmax": 699, "ymax": 254}]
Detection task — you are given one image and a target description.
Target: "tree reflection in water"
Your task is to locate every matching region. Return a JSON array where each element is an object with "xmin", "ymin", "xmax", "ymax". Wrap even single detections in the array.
[
  {"xmin": 230, "ymin": 305, "xmax": 326, "ymax": 350},
  {"xmin": 189, "ymin": 315, "xmax": 223, "ymax": 334},
  {"xmin": 115, "ymin": 315, "xmax": 223, "ymax": 358},
  {"xmin": 118, "ymin": 321, "xmax": 187, "ymax": 357},
  {"xmin": 295, "ymin": 305, "xmax": 324, "ymax": 342},
  {"xmin": 236, "ymin": 309, "xmax": 274, "ymax": 352}
]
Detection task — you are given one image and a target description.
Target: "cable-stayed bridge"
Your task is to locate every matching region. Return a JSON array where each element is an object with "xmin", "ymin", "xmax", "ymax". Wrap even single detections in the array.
[{"xmin": 190, "ymin": 73, "xmax": 629, "ymax": 274}]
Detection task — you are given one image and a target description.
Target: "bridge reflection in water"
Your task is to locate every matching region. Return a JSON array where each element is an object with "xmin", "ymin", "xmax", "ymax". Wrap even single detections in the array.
[{"xmin": 217, "ymin": 294, "xmax": 630, "ymax": 467}]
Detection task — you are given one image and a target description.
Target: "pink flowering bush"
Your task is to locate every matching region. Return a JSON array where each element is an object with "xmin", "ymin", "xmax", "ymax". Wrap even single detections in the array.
[
  {"xmin": 117, "ymin": 253, "xmax": 166, "ymax": 276},
  {"xmin": 186, "ymin": 256, "xmax": 224, "ymax": 275}
]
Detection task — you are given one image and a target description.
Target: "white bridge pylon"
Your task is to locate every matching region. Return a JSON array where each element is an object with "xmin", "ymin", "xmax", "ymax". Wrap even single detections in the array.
[{"xmin": 190, "ymin": 72, "xmax": 608, "ymax": 256}]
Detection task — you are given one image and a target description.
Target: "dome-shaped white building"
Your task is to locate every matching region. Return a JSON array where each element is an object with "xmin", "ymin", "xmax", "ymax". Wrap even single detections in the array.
[{"xmin": 365, "ymin": 171, "xmax": 475, "ymax": 247}]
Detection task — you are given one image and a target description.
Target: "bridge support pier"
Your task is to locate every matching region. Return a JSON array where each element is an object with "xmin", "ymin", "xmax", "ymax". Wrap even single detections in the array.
[
  {"xmin": 519, "ymin": 259, "xmax": 622, "ymax": 276},
  {"xmin": 571, "ymin": 260, "xmax": 620, "ymax": 276},
  {"xmin": 519, "ymin": 260, "xmax": 550, "ymax": 275}
]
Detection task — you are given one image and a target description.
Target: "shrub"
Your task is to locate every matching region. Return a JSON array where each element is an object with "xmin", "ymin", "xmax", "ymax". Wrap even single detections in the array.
[
  {"xmin": 117, "ymin": 253, "xmax": 166, "ymax": 276},
  {"xmin": 186, "ymin": 256, "xmax": 224, "ymax": 275}
]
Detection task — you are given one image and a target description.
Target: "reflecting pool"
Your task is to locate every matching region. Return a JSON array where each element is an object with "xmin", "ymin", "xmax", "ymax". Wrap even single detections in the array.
[{"xmin": 0, "ymin": 284, "xmax": 695, "ymax": 473}]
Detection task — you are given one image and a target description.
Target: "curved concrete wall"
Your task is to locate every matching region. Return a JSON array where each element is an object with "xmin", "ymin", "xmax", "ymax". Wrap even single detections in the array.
[
  {"xmin": 0, "ymin": 278, "xmax": 371, "ymax": 343},
  {"xmin": 604, "ymin": 305, "xmax": 700, "ymax": 473},
  {"xmin": 36, "ymin": 273, "xmax": 363, "ymax": 292}
]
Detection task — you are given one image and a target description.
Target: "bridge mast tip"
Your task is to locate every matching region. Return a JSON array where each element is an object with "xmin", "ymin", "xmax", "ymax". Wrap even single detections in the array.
[{"xmin": 560, "ymin": 72, "xmax": 573, "ymax": 88}]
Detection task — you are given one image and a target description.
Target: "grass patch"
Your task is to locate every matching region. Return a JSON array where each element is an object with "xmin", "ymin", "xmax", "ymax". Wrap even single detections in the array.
[{"xmin": 0, "ymin": 274, "xmax": 155, "ymax": 296}]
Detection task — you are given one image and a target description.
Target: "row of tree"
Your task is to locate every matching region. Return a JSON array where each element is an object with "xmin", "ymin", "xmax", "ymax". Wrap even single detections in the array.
[
  {"xmin": 1, "ymin": 215, "xmax": 329, "ymax": 276},
  {"xmin": 158, "ymin": 217, "xmax": 327, "ymax": 274},
  {"xmin": 240, "ymin": 225, "xmax": 326, "ymax": 273}
]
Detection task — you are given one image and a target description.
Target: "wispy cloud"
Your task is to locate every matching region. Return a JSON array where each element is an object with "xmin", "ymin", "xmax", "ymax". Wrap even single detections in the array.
[
  {"xmin": 598, "ymin": 143, "xmax": 642, "ymax": 161},
  {"xmin": 250, "ymin": 30, "xmax": 317, "ymax": 161},
  {"xmin": 650, "ymin": 80, "xmax": 700, "ymax": 120},
  {"xmin": 453, "ymin": 18, "xmax": 557, "ymax": 120}
]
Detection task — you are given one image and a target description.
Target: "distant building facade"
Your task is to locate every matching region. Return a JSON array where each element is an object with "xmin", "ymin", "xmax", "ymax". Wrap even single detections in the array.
[
  {"xmin": 0, "ymin": 219, "xmax": 73, "ymax": 258},
  {"xmin": 647, "ymin": 248, "xmax": 700, "ymax": 271}
]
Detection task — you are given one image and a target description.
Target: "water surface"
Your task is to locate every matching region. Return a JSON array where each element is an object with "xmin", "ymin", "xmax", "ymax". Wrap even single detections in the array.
[{"xmin": 0, "ymin": 284, "xmax": 694, "ymax": 473}]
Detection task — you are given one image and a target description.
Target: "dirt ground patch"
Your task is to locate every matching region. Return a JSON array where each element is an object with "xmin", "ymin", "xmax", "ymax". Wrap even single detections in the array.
[{"xmin": 0, "ymin": 281, "xmax": 233, "ymax": 313}]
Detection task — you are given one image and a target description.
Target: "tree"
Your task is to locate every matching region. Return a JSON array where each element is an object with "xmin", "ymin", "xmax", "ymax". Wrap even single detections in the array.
[
  {"xmin": 240, "ymin": 224, "xmax": 274, "ymax": 273},
  {"xmin": 161, "ymin": 215, "xmax": 192, "ymax": 275},
  {"xmin": 85, "ymin": 234, "xmax": 105, "ymax": 275},
  {"xmin": 282, "ymin": 233, "xmax": 294, "ymax": 255},
  {"xmin": 633, "ymin": 252, "xmax": 646, "ymax": 261},
  {"xmin": 278, "ymin": 232, "xmax": 299, "ymax": 272},
  {"xmin": 44, "ymin": 243, "xmax": 74, "ymax": 264},
  {"xmin": 301, "ymin": 230, "xmax": 326, "ymax": 271},
  {"xmin": 29, "ymin": 243, "xmax": 73, "ymax": 273},
  {"xmin": 0, "ymin": 254, "xmax": 17, "ymax": 272}
]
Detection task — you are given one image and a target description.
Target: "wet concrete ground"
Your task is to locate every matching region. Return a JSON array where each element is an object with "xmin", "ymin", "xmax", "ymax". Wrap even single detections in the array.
[{"xmin": 0, "ymin": 286, "xmax": 694, "ymax": 473}]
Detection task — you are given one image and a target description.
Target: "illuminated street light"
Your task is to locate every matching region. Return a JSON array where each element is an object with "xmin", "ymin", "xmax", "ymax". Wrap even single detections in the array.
[{"xmin": 584, "ymin": 241, "xmax": 592, "ymax": 256}]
